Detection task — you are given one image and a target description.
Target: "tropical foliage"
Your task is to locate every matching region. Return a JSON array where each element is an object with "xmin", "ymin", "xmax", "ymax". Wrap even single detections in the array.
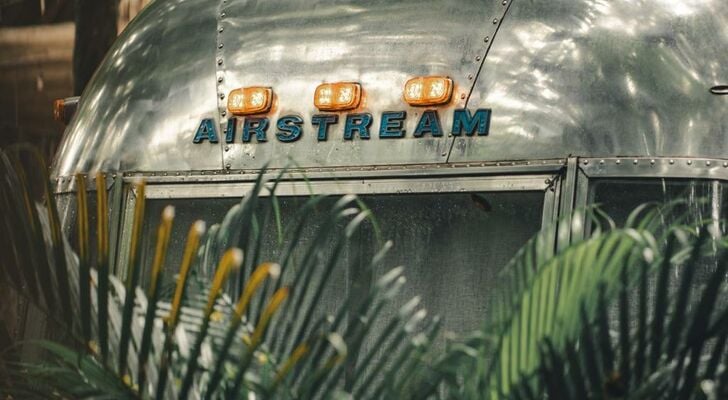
[
  {"xmin": 2, "ymin": 146, "xmax": 728, "ymax": 400},
  {"xmin": 456, "ymin": 205, "xmax": 728, "ymax": 399},
  {"xmin": 0, "ymin": 151, "xmax": 442, "ymax": 399}
]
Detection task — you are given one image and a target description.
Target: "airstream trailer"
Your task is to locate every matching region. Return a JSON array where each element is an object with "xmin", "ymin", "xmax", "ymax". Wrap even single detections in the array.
[{"xmin": 51, "ymin": 0, "xmax": 727, "ymax": 336}]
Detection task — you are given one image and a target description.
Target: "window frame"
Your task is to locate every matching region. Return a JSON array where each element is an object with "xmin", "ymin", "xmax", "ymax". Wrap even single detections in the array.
[{"xmin": 114, "ymin": 165, "xmax": 564, "ymax": 283}]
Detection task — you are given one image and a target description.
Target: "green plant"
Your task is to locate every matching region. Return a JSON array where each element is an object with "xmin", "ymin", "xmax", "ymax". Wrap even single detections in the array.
[
  {"xmin": 4, "ymin": 145, "xmax": 728, "ymax": 400},
  {"xmin": 0, "ymin": 151, "xmax": 441, "ymax": 399},
  {"xmin": 446, "ymin": 205, "xmax": 728, "ymax": 399}
]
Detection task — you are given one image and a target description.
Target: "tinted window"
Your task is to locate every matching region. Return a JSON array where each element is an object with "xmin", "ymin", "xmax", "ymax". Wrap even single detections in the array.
[{"xmin": 140, "ymin": 190, "xmax": 545, "ymax": 335}]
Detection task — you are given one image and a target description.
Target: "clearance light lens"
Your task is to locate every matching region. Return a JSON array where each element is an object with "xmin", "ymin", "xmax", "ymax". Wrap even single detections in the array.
[
  {"xmin": 53, "ymin": 96, "xmax": 80, "ymax": 125},
  {"xmin": 314, "ymin": 82, "xmax": 361, "ymax": 111},
  {"xmin": 228, "ymin": 87, "xmax": 273, "ymax": 115},
  {"xmin": 403, "ymin": 76, "xmax": 453, "ymax": 106}
]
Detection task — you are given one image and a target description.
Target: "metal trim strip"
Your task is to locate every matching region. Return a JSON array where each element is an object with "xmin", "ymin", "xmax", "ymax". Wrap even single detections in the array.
[{"xmin": 143, "ymin": 174, "xmax": 554, "ymax": 199}]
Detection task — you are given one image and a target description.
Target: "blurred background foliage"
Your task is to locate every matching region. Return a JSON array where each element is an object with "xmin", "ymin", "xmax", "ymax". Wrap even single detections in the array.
[{"xmin": 0, "ymin": 0, "xmax": 151, "ymax": 161}]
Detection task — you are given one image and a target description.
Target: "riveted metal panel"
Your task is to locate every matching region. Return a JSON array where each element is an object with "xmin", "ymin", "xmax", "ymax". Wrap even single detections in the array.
[
  {"xmin": 216, "ymin": 0, "xmax": 505, "ymax": 170},
  {"xmin": 52, "ymin": 0, "xmax": 224, "ymax": 176},
  {"xmin": 580, "ymin": 157, "xmax": 728, "ymax": 180},
  {"xmin": 51, "ymin": 0, "xmax": 728, "ymax": 177},
  {"xmin": 451, "ymin": 0, "xmax": 728, "ymax": 163}
]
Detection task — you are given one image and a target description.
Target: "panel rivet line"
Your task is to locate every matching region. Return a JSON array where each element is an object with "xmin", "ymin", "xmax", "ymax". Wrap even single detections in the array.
[
  {"xmin": 579, "ymin": 157, "xmax": 728, "ymax": 181},
  {"xmin": 215, "ymin": 0, "xmax": 229, "ymax": 170},
  {"xmin": 446, "ymin": 0, "xmax": 514, "ymax": 163}
]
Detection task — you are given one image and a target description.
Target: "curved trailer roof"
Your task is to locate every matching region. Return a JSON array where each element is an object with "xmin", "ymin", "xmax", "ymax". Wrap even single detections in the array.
[{"xmin": 52, "ymin": 0, "xmax": 728, "ymax": 178}]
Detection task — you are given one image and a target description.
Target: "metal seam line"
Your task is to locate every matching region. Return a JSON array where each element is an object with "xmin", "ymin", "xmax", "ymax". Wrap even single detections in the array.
[
  {"xmin": 445, "ymin": 0, "xmax": 515, "ymax": 163},
  {"xmin": 215, "ymin": 0, "xmax": 229, "ymax": 171}
]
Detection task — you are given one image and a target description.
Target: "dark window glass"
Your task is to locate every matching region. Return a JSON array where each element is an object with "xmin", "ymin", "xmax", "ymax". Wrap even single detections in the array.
[
  {"xmin": 591, "ymin": 179, "xmax": 726, "ymax": 230},
  {"xmin": 590, "ymin": 178, "xmax": 726, "ymax": 287},
  {"xmin": 140, "ymin": 190, "xmax": 545, "ymax": 335}
]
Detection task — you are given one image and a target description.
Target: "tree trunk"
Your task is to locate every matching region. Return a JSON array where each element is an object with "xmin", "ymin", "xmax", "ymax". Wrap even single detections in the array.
[{"xmin": 73, "ymin": 0, "xmax": 119, "ymax": 95}]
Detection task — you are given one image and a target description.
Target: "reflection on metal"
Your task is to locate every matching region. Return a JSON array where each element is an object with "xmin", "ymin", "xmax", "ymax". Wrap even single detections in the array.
[
  {"xmin": 457, "ymin": 0, "xmax": 728, "ymax": 163},
  {"xmin": 52, "ymin": 0, "xmax": 508, "ymax": 176},
  {"xmin": 54, "ymin": 0, "xmax": 223, "ymax": 175},
  {"xmin": 50, "ymin": 0, "xmax": 727, "ymax": 197},
  {"xmin": 215, "ymin": 0, "xmax": 507, "ymax": 170}
]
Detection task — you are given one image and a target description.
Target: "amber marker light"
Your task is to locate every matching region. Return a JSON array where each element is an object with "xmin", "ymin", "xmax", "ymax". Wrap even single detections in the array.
[
  {"xmin": 53, "ymin": 96, "xmax": 80, "ymax": 125},
  {"xmin": 314, "ymin": 82, "xmax": 361, "ymax": 111},
  {"xmin": 403, "ymin": 76, "xmax": 453, "ymax": 106},
  {"xmin": 228, "ymin": 87, "xmax": 273, "ymax": 115}
]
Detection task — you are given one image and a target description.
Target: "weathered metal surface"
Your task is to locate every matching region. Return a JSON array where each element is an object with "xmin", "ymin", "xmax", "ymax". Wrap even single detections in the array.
[
  {"xmin": 53, "ymin": 0, "xmax": 223, "ymax": 175},
  {"xmin": 453, "ymin": 0, "xmax": 728, "ymax": 162},
  {"xmin": 51, "ymin": 0, "xmax": 506, "ymax": 176},
  {"xmin": 216, "ymin": 0, "xmax": 503, "ymax": 170},
  {"xmin": 51, "ymin": 0, "xmax": 728, "ymax": 177}
]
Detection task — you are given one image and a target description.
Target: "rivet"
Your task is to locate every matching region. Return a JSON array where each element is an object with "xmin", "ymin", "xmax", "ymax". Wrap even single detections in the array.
[
  {"xmin": 460, "ymin": 93, "xmax": 466, "ymax": 99},
  {"xmin": 650, "ymin": 159, "xmax": 655, "ymax": 165},
  {"xmin": 583, "ymin": 159, "xmax": 589, "ymax": 165},
  {"xmin": 633, "ymin": 159, "xmax": 638, "ymax": 165},
  {"xmin": 706, "ymin": 161, "xmax": 712, "ymax": 166},
  {"xmin": 218, "ymin": 76, "xmax": 223, "ymax": 83},
  {"xmin": 616, "ymin": 160, "xmax": 621, "ymax": 165},
  {"xmin": 599, "ymin": 159, "xmax": 605, "ymax": 165},
  {"xmin": 175, "ymin": 172, "xmax": 180, "ymax": 176},
  {"xmin": 218, "ymin": 27, "xmax": 224, "ymax": 33},
  {"xmin": 669, "ymin": 159, "xmax": 675, "ymax": 164},
  {"xmin": 467, "ymin": 74, "xmax": 473, "ymax": 80},
  {"xmin": 163, "ymin": 172, "xmax": 168, "ymax": 176},
  {"xmin": 225, "ymin": 145, "xmax": 230, "ymax": 151},
  {"xmin": 484, "ymin": 36, "xmax": 490, "ymax": 43},
  {"xmin": 219, "ymin": 93, "xmax": 225, "ymax": 99},
  {"xmin": 217, "ymin": 58, "xmax": 223, "ymax": 65},
  {"xmin": 475, "ymin": 55, "xmax": 481, "ymax": 61},
  {"xmin": 723, "ymin": 162, "xmax": 728, "ymax": 168},
  {"xmin": 493, "ymin": 18, "xmax": 499, "ymax": 24},
  {"xmin": 441, "ymin": 152, "xmax": 447, "ymax": 156},
  {"xmin": 502, "ymin": 0, "xmax": 508, "ymax": 4},
  {"xmin": 218, "ymin": 43, "xmax": 224, "ymax": 49},
  {"xmin": 220, "ymin": 12, "xmax": 226, "ymax": 18},
  {"xmin": 687, "ymin": 160, "xmax": 693, "ymax": 165},
  {"xmin": 221, "ymin": 110, "xmax": 227, "ymax": 117}
]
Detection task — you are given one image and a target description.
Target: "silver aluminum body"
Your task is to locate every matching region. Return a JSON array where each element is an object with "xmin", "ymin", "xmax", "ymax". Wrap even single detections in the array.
[{"xmin": 51, "ymin": 0, "xmax": 727, "ymax": 179}]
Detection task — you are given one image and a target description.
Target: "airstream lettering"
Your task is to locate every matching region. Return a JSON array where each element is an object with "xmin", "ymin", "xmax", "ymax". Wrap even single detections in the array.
[
  {"xmin": 242, "ymin": 118, "xmax": 268, "ymax": 143},
  {"xmin": 311, "ymin": 114, "xmax": 338, "ymax": 141},
  {"xmin": 193, "ymin": 108, "xmax": 492, "ymax": 144},
  {"xmin": 276, "ymin": 115, "xmax": 304, "ymax": 143}
]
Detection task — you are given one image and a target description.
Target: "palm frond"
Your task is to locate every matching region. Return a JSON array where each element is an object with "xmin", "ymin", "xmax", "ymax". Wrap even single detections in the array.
[{"xmin": 0, "ymin": 157, "xmax": 439, "ymax": 399}]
